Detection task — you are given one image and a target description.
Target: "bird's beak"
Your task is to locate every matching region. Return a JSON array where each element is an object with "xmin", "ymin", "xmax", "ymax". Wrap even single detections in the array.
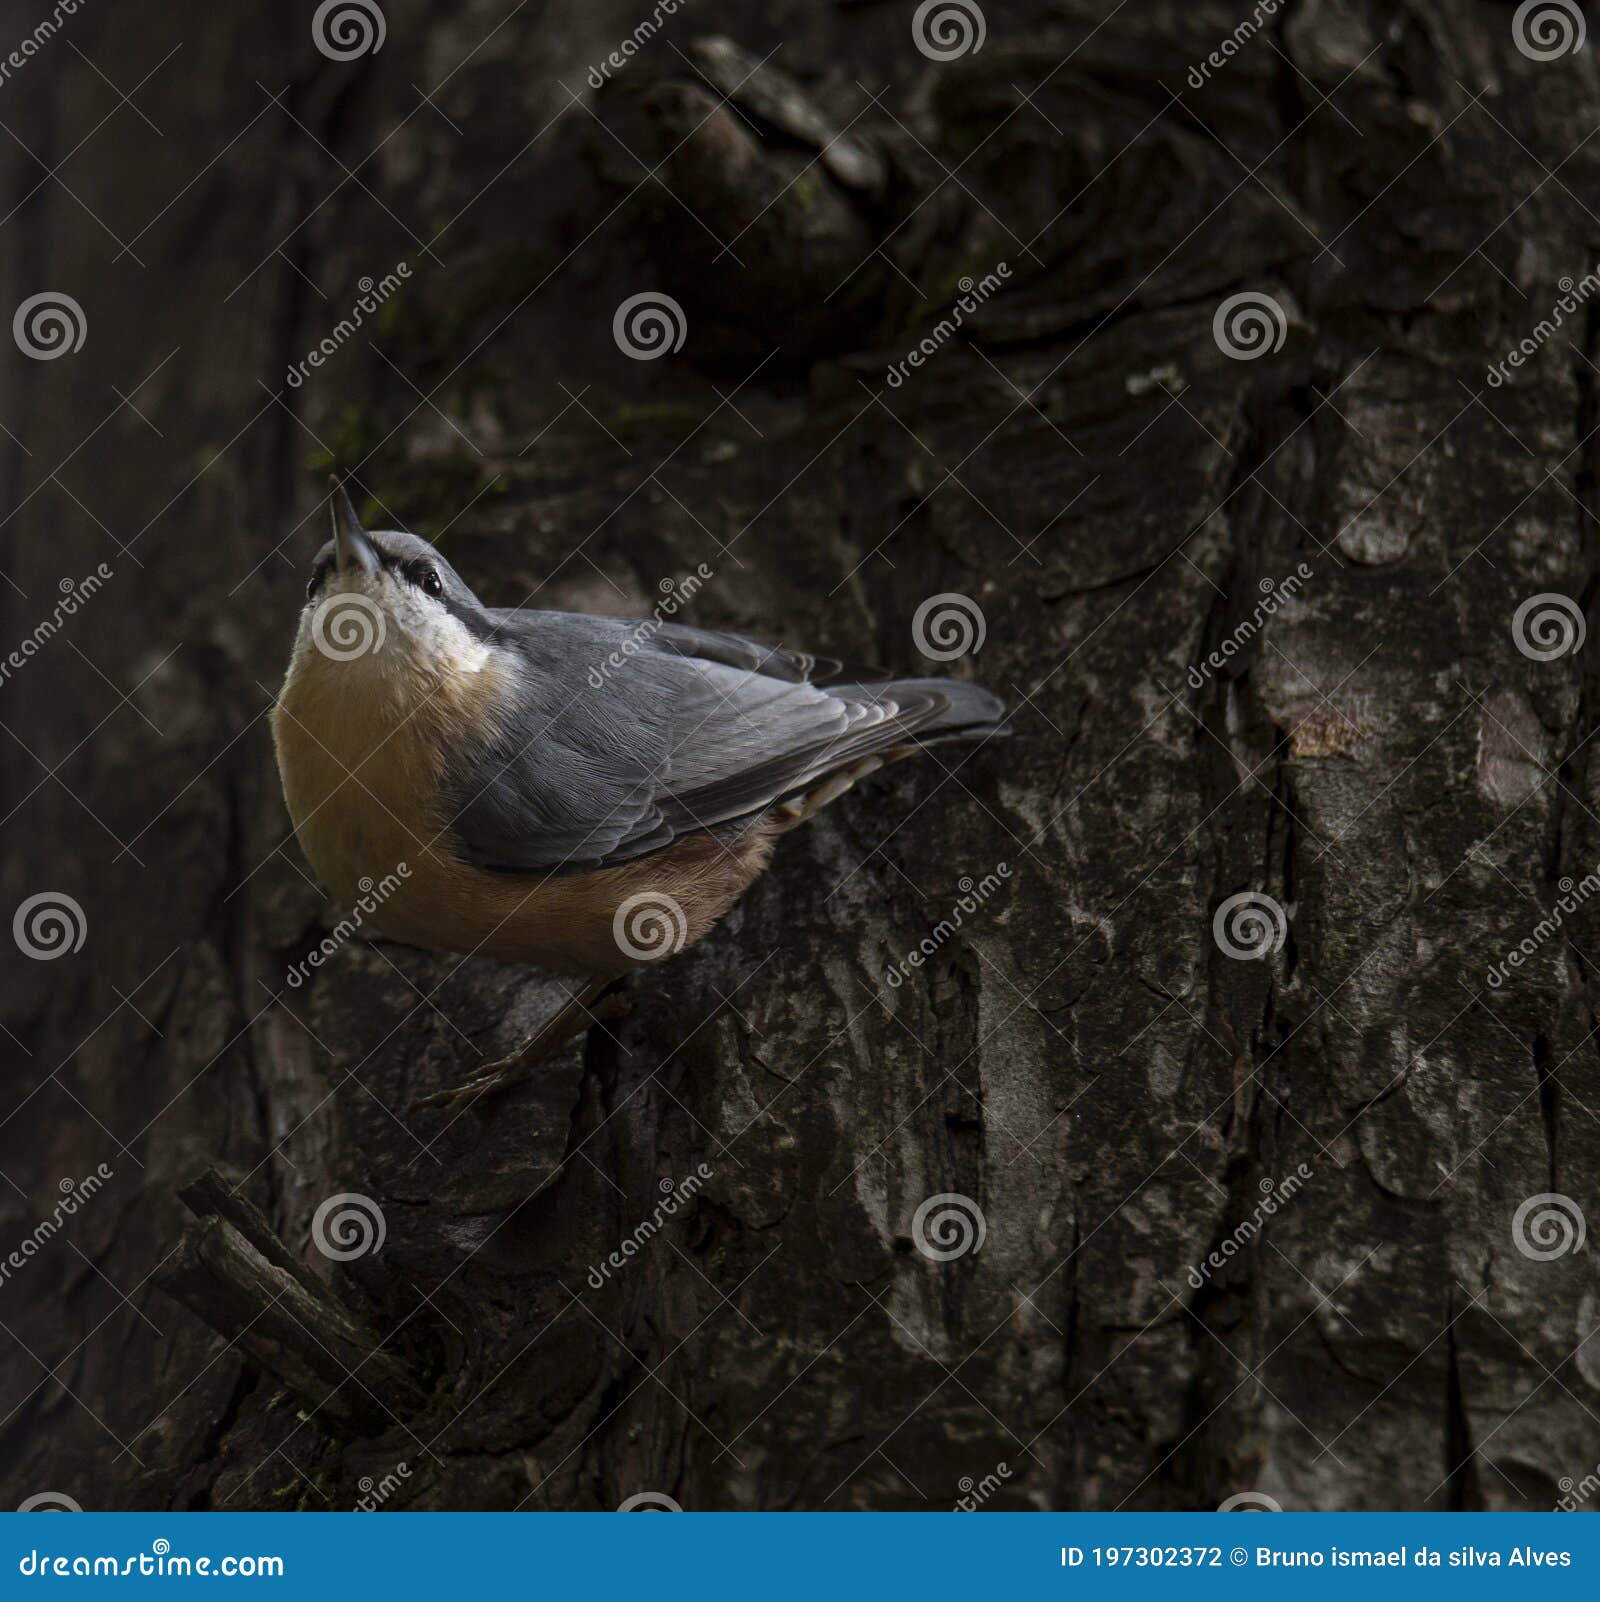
[{"xmin": 329, "ymin": 477, "xmax": 379, "ymax": 575}]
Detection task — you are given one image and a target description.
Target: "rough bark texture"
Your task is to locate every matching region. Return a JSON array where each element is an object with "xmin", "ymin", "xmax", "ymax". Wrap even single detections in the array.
[{"xmin": 2, "ymin": 0, "xmax": 1599, "ymax": 1513}]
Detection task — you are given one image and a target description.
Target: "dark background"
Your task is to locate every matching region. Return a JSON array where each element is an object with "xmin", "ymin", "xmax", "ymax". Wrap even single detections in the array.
[{"xmin": 2, "ymin": 0, "xmax": 1599, "ymax": 1512}]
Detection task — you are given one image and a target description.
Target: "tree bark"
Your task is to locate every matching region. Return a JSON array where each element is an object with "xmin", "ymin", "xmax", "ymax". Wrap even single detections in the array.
[{"xmin": 2, "ymin": 0, "xmax": 1598, "ymax": 1513}]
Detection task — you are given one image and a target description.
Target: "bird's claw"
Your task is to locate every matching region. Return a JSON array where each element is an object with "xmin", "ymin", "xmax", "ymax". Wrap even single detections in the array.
[
  {"xmin": 408, "ymin": 991, "xmax": 630, "ymax": 1117},
  {"xmin": 408, "ymin": 1053, "xmax": 529, "ymax": 1115}
]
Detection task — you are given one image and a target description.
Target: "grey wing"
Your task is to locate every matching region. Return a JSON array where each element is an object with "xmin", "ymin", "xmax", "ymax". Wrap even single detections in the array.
[
  {"xmin": 447, "ymin": 611, "xmax": 674, "ymax": 868},
  {"xmin": 644, "ymin": 618, "xmax": 840, "ymax": 683},
  {"xmin": 447, "ymin": 612, "xmax": 1001, "ymax": 873}
]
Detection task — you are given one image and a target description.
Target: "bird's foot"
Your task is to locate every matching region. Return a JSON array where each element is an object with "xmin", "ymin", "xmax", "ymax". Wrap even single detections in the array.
[
  {"xmin": 408, "ymin": 1052, "xmax": 534, "ymax": 1113},
  {"xmin": 409, "ymin": 991, "xmax": 629, "ymax": 1115}
]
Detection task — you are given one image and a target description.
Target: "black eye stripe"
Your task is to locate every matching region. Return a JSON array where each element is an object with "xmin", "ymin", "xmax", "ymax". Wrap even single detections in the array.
[
  {"xmin": 305, "ymin": 551, "xmax": 445, "ymax": 599},
  {"xmin": 402, "ymin": 561, "xmax": 443, "ymax": 595}
]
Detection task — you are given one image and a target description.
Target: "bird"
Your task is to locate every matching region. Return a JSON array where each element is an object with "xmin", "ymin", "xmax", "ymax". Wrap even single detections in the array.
[{"xmin": 270, "ymin": 481, "xmax": 1006, "ymax": 1113}]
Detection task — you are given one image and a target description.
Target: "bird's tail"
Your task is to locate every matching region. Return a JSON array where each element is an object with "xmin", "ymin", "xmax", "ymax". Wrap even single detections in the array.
[
  {"xmin": 873, "ymin": 677, "xmax": 1007, "ymax": 746},
  {"xmin": 770, "ymin": 676, "xmax": 1007, "ymax": 831}
]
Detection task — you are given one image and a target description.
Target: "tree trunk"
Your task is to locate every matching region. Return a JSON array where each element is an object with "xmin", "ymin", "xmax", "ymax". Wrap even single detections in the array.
[{"xmin": 3, "ymin": 0, "xmax": 1598, "ymax": 1513}]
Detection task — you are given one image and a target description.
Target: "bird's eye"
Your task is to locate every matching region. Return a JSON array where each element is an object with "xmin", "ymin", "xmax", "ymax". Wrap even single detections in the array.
[
  {"xmin": 306, "ymin": 573, "xmax": 321, "ymax": 601},
  {"xmin": 412, "ymin": 564, "xmax": 443, "ymax": 598}
]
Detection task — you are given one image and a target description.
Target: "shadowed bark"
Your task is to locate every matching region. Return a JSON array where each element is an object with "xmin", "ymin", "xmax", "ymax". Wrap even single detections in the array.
[{"xmin": 1, "ymin": 0, "xmax": 1598, "ymax": 1513}]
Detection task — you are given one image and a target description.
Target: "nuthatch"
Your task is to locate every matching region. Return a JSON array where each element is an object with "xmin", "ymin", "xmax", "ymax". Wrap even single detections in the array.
[{"xmin": 271, "ymin": 482, "xmax": 1005, "ymax": 1112}]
